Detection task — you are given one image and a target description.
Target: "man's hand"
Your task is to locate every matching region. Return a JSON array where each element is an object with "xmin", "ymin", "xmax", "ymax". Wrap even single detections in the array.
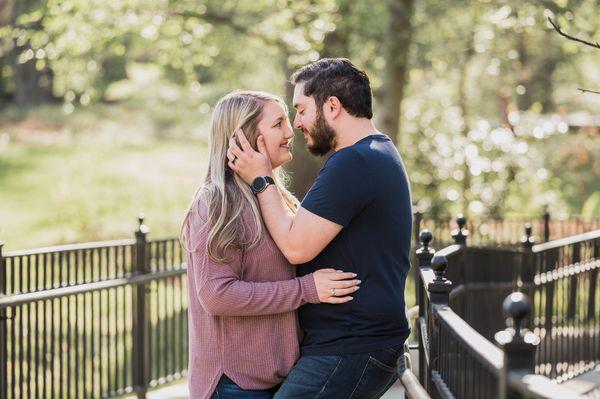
[{"xmin": 227, "ymin": 129, "xmax": 272, "ymax": 185}]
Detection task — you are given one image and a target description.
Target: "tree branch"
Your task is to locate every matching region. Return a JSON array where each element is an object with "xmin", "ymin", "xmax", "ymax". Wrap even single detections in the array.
[
  {"xmin": 175, "ymin": 10, "xmax": 287, "ymax": 49},
  {"xmin": 547, "ymin": 16, "xmax": 600, "ymax": 49},
  {"xmin": 577, "ymin": 87, "xmax": 600, "ymax": 95}
]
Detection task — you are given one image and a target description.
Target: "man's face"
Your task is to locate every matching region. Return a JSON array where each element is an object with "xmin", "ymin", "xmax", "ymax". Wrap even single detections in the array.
[{"xmin": 292, "ymin": 83, "xmax": 337, "ymax": 156}]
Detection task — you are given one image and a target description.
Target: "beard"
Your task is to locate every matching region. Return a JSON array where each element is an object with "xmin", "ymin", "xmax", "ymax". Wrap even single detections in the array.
[{"xmin": 305, "ymin": 110, "xmax": 337, "ymax": 156}]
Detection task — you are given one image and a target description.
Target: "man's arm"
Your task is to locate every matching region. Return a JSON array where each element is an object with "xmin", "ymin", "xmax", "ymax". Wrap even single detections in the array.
[{"xmin": 228, "ymin": 131, "xmax": 342, "ymax": 264}]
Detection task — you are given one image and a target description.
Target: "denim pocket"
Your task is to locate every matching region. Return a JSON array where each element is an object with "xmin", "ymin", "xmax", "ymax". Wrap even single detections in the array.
[
  {"xmin": 368, "ymin": 355, "xmax": 396, "ymax": 373},
  {"xmin": 349, "ymin": 349, "xmax": 400, "ymax": 398}
]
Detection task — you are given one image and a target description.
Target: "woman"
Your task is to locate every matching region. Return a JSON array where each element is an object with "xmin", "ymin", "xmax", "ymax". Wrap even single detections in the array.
[{"xmin": 181, "ymin": 91, "xmax": 361, "ymax": 399}]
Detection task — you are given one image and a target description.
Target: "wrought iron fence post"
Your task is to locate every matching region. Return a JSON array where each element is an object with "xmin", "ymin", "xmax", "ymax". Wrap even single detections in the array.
[
  {"xmin": 542, "ymin": 207, "xmax": 551, "ymax": 242},
  {"xmin": 519, "ymin": 225, "xmax": 536, "ymax": 319},
  {"xmin": 451, "ymin": 214, "xmax": 469, "ymax": 247},
  {"xmin": 520, "ymin": 224, "xmax": 535, "ymax": 252},
  {"xmin": 132, "ymin": 215, "xmax": 151, "ymax": 399},
  {"xmin": 0, "ymin": 240, "xmax": 7, "ymax": 399},
  {"xmin": 495, "ymin": 292, "xmax": 540, "ymax": 399},
  {"xmin": 427, "ymin": 255, "xmax": 452, "ymax": 393},
  {"xmin": 415, "ymin": 230, "xmax": 434, "ymax": 386}
]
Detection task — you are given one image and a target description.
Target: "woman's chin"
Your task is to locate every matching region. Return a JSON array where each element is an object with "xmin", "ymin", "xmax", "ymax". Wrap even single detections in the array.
[{"xmin": 271, "ymin": 153, "xmax": 292, "ymax": 169}]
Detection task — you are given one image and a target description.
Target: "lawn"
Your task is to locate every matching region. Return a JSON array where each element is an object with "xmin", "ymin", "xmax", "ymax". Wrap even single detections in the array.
[{"xmin": 0, "ymin": 112, "xmax": 209, "ymax": 251}]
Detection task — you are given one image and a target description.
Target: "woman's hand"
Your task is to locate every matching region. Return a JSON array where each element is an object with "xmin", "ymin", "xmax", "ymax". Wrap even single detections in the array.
[
  {"xmin": 312, "ymin": 268, "xmax": 361, "ymax": 304},
  {"xmin": 227, "ymin": 130, "xmax": 272, "ymax": 185}
]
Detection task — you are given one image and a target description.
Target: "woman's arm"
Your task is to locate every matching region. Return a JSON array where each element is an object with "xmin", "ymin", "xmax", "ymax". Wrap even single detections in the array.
[{"xmin": 192, "ymin": 251, "xmax": 359, "ymax": 317}]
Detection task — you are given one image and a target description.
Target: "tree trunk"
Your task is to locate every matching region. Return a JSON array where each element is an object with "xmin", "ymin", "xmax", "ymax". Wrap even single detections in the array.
[
  {"xmin": 377, "ymin": 0, "xmax": 415, "ymax": 146},
  {"xmin": 11, "ymin": 0, "xmax": 54, "ymax": 109},
  {"xmin": 321, "ymin": 0, "xmax": 352, "ymax": 58}
]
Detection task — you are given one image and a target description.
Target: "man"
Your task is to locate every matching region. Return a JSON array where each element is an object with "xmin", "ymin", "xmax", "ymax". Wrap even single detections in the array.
[{"xmin": 228, "ymin": 58, "xmax": 412, "ymax": 398}]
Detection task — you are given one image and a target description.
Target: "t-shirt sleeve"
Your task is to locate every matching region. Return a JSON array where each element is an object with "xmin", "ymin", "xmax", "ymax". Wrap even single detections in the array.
[{"xmin": 301, "ymin": 148, "xmax": 373, "ymax": 227}]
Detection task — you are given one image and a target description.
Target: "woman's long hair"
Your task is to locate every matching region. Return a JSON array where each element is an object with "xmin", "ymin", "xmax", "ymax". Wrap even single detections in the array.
[{"xmin": 181, "ymin": 91, "xmax": 299, "ymax": 262}]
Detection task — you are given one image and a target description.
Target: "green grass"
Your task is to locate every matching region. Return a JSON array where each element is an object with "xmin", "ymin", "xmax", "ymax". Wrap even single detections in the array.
[{"xmin": 0, "ymin": 112, "xmax": 209, "ymax": 251}]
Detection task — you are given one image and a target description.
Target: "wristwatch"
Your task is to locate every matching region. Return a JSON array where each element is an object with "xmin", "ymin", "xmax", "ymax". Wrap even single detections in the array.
[{"xmin": 251, "ymin": 176, "xmax": 275, "ymax": 194}]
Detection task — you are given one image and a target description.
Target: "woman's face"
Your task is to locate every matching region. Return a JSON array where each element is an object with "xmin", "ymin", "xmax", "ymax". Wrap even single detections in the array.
[{"xmin": 256, "ymin": 100, "xmax": 294, "ymax": 169}]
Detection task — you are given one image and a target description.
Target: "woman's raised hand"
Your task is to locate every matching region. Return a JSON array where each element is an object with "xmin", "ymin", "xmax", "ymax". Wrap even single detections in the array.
[{"xmin": 312, "ymin": 268, "xmax": 361, "ymax": 304}]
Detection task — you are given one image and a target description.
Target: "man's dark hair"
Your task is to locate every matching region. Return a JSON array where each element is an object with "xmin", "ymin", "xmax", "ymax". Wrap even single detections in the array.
[{"xmin": 290, "ymin": 58, "xmax": 373, "ymax": 119}]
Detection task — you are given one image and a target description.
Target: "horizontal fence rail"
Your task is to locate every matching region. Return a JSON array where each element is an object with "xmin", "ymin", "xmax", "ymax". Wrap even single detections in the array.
[
  {"xmin": 0, "ymin": 217, "xmax": 189, "ymax": 399},
  {"xmin": 409, "ymin": 227, "xmax": 598, "ymax": 399}
]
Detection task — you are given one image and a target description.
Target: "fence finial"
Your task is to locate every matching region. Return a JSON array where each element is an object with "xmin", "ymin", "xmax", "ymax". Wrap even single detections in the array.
[
  {"xmin": 503, "ymin": 292, "xmax": 529, "ymax": 336},
  {"xmin": 495, "ymin": 292, "xmax": 540, "ymax": 372},
  {"xmin": 520, "ymin": 223, "xmax": 535, "ymax": 251},
  {"xmin": 427, "ymin": 254, "xmax": 452, "ymax": 303},
  {"xmin": 451, "ymin": 214, "xmax": 469, "ymax": 246},
  {"xmin": 136, "ymin": 213, "xmax": 150, "ymax": 236},
  {"xmin": 416, "ymin": 229, "xmax": 435, "ymax": 268},
  {"xmin": 431, "ymin": 255, "xmax": 448, "ymax": 282}
]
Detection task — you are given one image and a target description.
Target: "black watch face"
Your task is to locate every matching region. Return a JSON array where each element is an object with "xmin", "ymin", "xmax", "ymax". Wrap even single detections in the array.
[{"xmin": 252, "ymin": 177, "xmax": 266, "ymax": 193}]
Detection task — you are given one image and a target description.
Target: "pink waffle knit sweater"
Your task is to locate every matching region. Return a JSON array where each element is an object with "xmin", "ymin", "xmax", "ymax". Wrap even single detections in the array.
[{"xmin": 186, "ymin": 200, "xmax": 320, "ymax": 399}]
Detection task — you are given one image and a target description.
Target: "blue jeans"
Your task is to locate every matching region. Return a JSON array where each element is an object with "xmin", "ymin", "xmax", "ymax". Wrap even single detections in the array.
[
  {"xmin": 210, "ymin": 374, "xmax": 278, "ymax": 399},
  {"xmin": 273, "ymin": 345, "xmax": 402, "ymax": 399}
]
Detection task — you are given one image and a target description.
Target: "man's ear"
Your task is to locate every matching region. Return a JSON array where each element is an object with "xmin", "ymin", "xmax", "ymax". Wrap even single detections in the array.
[{"xmin": 324, "ymin": 96, "xmax": 343, "ymax": 119}]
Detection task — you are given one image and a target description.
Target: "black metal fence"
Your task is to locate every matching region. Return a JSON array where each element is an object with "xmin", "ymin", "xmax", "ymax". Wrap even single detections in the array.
[
  {"xmin": 0, "ymin": 216, "xmax": 188, "ymax": 399},
  {"xmin": 413, "ymin": 211, "xmax": 600, "ymax": 249},
  {"xmin": 529, "ymin": 231, "xmax": 600, "ymax": 383},
  {"xmin": 1, "ymin": 212, "xmax": 598, "ymax": 399},
  {"xmin": 405, "ymin": 225, "xmax": 600, "ymax": 399}
]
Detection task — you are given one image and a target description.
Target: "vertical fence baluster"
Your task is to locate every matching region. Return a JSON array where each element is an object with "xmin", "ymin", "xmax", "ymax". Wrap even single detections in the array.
[
  {"xmin": 132, "ymin": 215, "xmax": 150, "ymax": 399},
  {"xmin": 0, "ymin": 242, "xmax": 7, "ymax": 399}
]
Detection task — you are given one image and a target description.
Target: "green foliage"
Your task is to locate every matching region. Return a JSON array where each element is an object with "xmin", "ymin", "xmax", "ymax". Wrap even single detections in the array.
[{"xmin": 0, "ymin": 0, "xmax": 598, "ymax": 249}]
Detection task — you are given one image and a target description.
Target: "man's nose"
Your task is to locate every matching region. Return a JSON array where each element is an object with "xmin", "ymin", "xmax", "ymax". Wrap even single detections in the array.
[{"xmin": 293, "ymin": 114, "xmax": 302, "ymax": 130}]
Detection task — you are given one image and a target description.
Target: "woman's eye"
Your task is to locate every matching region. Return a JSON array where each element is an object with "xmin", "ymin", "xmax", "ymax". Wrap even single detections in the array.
[{"xmin": 275, "ymin": 121, "xmax": 282, "ymax": 127}]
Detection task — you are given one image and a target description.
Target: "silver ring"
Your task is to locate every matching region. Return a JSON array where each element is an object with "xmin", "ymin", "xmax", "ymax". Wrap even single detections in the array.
[{"xmin": 330, "ymin": 288, "xmax": 336, "ymax": 296}]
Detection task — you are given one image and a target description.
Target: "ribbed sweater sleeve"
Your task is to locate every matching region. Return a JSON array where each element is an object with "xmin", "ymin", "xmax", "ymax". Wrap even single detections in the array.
[{"xmin": 189, "ymin": 205, "xmax": 320, "ymax": 317}]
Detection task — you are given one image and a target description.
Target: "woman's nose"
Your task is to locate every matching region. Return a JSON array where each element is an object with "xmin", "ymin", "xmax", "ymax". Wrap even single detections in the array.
[{"xmin": 284, "ymin": 123, "xmax": 294, "ymax": 139}]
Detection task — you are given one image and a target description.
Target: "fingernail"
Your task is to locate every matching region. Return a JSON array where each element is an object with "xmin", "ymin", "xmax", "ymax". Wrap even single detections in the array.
[
  {"xmin": 357, "ymin": 280, "xmax": 362, "ymax": 284},
  {"xmin": 352, "ymin": 273, "xmax": 357, "ymax": 277},
  {"xmin": 337, "ymin": 270, "xmax": 343, "ymax": 272},
  {"xmin": 349, "ymin": 297, "xmax": 354, "ymax": 300}
]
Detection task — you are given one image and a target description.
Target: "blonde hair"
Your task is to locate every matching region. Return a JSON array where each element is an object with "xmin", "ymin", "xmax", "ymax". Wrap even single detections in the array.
[{"xmin": 181, "ymin": 90, "xmax": 299, "ymax": 262}]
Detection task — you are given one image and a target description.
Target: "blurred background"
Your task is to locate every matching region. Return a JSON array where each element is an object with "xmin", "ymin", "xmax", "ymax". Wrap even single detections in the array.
[{"xmin": 0, "ymin": 0, "xmax": 598, "ymax": 251}]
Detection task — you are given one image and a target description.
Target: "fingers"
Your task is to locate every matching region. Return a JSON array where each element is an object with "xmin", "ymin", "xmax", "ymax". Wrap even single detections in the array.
[
  {"xmin": 327, "ymin": 271, "xmax": 358, "ymax": 281},
  {"xmin": 236, "ymin": 129, "xmax": 253, "ymax": 152},
  {"xmin": 257, "ymin": 135, "xmax": 269, "ymax": 156},
  {"xmin": 323, "ymin": 296, "xmax": 354, "ymax": 304},
  {"xmin": 319, "ymin": 268, "xmax": 337, "ymax": 273},
  {"xmin": 226, "ymin": 147, "xmax": 236, "ymax": 162},
  {"xmin": 331, "ymin": 279, "xmax": 361, "ymax": 289},
  {"xmin": 228, "ymin": 141, "xmax": 243, "ymax": 159},
  {"xmin": 330, "ymin": 286, "xmax": 360, "ymax": 297}
]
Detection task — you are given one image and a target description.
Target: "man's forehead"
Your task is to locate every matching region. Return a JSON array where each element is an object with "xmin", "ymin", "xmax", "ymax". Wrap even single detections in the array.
[{"xmin": 292, "ymin": 83, "xmax": 308, "ymax": 108}]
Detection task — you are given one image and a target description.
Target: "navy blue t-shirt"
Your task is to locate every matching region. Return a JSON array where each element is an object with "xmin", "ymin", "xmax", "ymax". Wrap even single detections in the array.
[{"xmin": 298, "ymin": 134, "xmax": 412, "ymax": 355}]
